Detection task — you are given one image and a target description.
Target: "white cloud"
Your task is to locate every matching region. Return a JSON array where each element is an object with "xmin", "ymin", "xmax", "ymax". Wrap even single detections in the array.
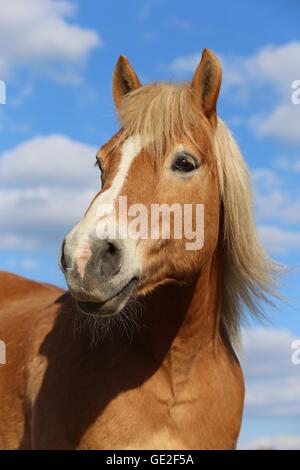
[
  {"xmin": 170, "ymin": 42, "xmax": 300, "ymax": 94},
  {"xmin": 276, "ymin": 156, "xmax": 300, "ymax": 172},
  {"xmin": 245, "ymin": 42, "xmax": 300, "ymax": 96},
  {"xmin": 242, "ymin": 328, "xmax": 300, "ymax": 418},
  {"xmin": 0, "ymin": 0, "xmax": 101, "ymax": 83},
  {"xmin": 240, "ymin": 434, "xmax": 300, "ymax": 450},
  {"xmin": 169, "ymin": 53, "xmax": 199, "ymax": 75},
  {"xmin": 247, "ymin": 169, "xmax": 300, "ymax": 254},
  {"xmin": 254, "ymin": 185, "xmax": 291, "ymax": 223},
  {"xmin": 252, "ymin": 168, "xmax": 300, "ymax": 232},
  {"xmin": 0, "ymin": 135, "xmax": 99, "ymax": 250},
  {"xmin": 0, "ymin": 135, "xmax": 98, "ymax": 188},
  {"xmin": 258, "ymin": 225, "xmax": 300, "ymax": 255},
  {"xmin": 252, "ymin": 169, "xmax": 283, "ymax": 191},
  {"xmin": 252, "ymin": 104, "xmax": 300, "ymax": 145},
  {"xmin": 243, "ymin": 42, "xmax": 300, "ymax": 143}
]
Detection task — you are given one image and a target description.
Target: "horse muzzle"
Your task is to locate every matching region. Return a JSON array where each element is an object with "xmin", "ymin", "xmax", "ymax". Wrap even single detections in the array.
[{"xmin": 59, "ymin": 237, "xmax": 140, "ymax": 317}]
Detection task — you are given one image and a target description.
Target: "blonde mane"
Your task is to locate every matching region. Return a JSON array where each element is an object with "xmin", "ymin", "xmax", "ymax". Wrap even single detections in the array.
[
  {"xmin": 116, "ymin": 82, "xmax": 280, "ymax": 341},
  {"xmin": 214, "ymin": 119, "xmax": 280, "ymax": 339}
]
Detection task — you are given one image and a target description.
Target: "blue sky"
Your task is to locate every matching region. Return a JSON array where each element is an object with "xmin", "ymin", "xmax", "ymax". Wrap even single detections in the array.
[{"xmin": 0, "ymin": 0, "xmax": 300, "ymax": 449}]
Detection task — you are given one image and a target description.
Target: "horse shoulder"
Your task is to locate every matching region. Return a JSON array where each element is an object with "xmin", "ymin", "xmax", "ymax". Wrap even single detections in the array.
[{"xmin": 0, "ymin": 272, "xmax": 64, "ymax": 449}]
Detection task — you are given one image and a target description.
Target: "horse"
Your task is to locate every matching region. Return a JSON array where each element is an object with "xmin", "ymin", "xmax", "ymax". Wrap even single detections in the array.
[{"xmin": 0, "ymin": 49, "xmax": 278, "ymax": 449}]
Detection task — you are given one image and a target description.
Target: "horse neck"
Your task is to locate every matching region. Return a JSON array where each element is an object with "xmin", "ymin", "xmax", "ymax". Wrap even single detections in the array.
[{"xmin": 137, "ymin": 245, "xmax": 223, "ymax": 371}]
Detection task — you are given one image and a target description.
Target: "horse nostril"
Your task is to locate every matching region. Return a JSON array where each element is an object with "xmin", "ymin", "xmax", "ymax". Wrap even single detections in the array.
[
  {"xmin": 60, "ymin": 240, "xmax": 67, "ymax": 271},
  {"xmin": 106, "ymin": 242, "xmax": 118, "ymax": 256},
  {"xmin": 101, "ymin": 240, "xmax": 123, "ymax": 277}
]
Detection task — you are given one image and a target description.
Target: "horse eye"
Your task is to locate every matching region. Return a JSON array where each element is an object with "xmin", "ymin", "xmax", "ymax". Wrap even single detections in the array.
[{"xmin": 172, "ymin": 154, "xmax": 199, "ymax": 173}]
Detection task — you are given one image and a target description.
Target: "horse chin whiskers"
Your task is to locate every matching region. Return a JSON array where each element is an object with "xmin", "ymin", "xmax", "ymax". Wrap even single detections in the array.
[{"xmin": 72, "ymin": 296, "xmax": 145, "ymax": 346}]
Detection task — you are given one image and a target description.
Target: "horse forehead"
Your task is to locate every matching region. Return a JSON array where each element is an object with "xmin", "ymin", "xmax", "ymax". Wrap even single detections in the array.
[
  {"xmin": 91, "ymin": 135, "xmax": 145, "ymax": 209},
  {"xmin": 109, "ymin": 134, "xmax": 144, "ymax": 187}
]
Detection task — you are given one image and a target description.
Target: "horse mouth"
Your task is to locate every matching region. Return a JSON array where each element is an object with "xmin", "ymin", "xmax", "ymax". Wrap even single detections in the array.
[{"xmin": 76, "ymin": 276, "xmax": 139, "ymax": 317}]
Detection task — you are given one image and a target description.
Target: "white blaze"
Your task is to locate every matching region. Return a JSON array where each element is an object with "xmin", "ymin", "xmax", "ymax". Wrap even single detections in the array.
[
  {"xmin": 69, "ymin": 135, "xmax": 142, "ymax": 277},
  {"xmin": 95, "ymin": 135, "xmax": 142, "ymax": 210}
]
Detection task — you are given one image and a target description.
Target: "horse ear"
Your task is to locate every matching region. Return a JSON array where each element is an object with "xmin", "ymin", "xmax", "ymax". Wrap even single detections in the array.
[
  {"xmin": 191, "ymin": 48, "xmax": 222, "ymax": 126},
  {"xmin": 112, "ymin": 55, "xmax": 141, "ymax": 109}
]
